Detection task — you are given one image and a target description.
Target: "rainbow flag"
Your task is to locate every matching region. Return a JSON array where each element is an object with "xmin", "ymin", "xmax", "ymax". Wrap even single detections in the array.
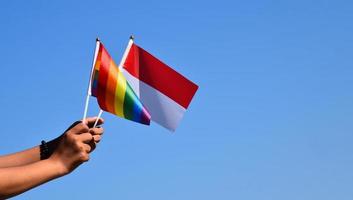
[{"xmin": 91, "ymin": 42, "xmax": 151, "ymax": 125}]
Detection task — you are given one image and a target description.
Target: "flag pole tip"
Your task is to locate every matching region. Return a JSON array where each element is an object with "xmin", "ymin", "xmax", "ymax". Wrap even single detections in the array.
[
  {"xmin": 130, "ymin": 35, "xmax": 134, "ymax": 40},
  {"xmin": 96, "ymin": 37, "xmax": 100, "ymax": 42}
]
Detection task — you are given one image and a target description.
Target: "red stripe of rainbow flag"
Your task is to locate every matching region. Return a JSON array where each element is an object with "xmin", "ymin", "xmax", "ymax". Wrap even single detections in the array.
[{"xmin": 91, "ymin": 42, "xmax": 151, "ymax": 125}]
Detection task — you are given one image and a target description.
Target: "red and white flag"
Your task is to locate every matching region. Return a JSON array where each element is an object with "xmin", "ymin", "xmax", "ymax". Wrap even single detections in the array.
[{"xmin": 120, "ymin": 40, "xmax": 198, "ymax": 131}]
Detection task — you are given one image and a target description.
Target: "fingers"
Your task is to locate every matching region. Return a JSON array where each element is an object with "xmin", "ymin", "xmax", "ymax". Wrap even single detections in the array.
[
  {"xmin": 92, "ymin": 135, "xmax": 102, "ymax": 143},
  {"xmin": 88, "ymin": 140, "xmax": 97, "ymax": 152},
  {"xmin": 63, "ymin": 119, "xmax": 104, "ymax": 161},
  {"xmin": 77, "ymin": 133, "xmax": 100, "ymax": 151},
  {"xmin": 68, "ymin": 117, "xmax": 104, "ymax": 136},
  {"xmin": 77, "ymin": 133, "xmax": 94, "ymax": 143},
  {"xmin": 76, "ymin": 134, "xmax": 94, "ymax": 153},
  {"xmin": 77, "ymin": 131, "xmax": 103, "ymax": 144},
  {"xmin": 89, "ymin": 127, "xmax": 104, "ymax": 135},
  {"xmin": 84, "ymin": 117, "xmax": 104, "ymax": 128},
  {"xmin": 82, "ymin": 143, "xmax": 92, "ymax": 153},
  {"xmin": 70, "ymin": 122, "xmax": 89, "ymax": 134},
  {"xmin": 89, "ymin": 126, "xmax": 103, "ymax": 143}
]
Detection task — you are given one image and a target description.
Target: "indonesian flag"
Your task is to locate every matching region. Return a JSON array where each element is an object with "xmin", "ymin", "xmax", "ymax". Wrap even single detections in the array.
[{"xmin": 121, "ymin": 41, "xmax": 198, "ymax": 131}]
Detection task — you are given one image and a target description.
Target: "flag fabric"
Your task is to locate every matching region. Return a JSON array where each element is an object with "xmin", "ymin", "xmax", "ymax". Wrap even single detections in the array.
[
  {"xmin": 122, "ymin": 43, "xmax": 198, "ymax": 131},
  {"xmin": 91, "ymin": 42, "xmax": 151, "ymax": 125}
]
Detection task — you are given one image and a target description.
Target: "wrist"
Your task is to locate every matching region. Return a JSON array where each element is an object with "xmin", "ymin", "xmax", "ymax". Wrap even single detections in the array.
[
  {"xmin": 47, "ymin": 136, "xmax": 62, "ymax": 157},
  {"xmin": 47, "ymin": 156, "xmax": 69, "ymax": 177}
]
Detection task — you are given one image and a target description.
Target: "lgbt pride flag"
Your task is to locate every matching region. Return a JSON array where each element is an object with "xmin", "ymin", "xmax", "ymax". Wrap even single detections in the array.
[
  {"xmin": 121, "ymin": 39, "xmax": 198, "ymax": 131},
  {"xmin": 90, "ymin": 41, "xmax": 151, "ymax": 125}
]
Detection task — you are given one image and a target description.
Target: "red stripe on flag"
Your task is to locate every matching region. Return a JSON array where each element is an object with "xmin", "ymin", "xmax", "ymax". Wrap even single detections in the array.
[
  {"xmin": 97, "ymin": 45, "xmax": 111, "ymax": 111},
  {"xmin": 124, "ymin": 44, "xmax": 198, "ymax": 109}
]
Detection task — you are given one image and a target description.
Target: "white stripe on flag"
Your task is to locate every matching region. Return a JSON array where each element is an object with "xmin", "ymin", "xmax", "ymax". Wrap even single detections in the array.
[{"xmin": 123, "ymin": 69, "xmax": 186, "ymax": 131}]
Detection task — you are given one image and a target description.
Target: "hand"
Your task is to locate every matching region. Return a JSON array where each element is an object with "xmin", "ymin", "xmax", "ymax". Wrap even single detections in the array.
[
  {"xmin": 87, "ymin": 119, "xmax": 104, "ymax": 152},
  {"xmin": 49, "ymin": 117, "xmax": 104, "ymax": 175}
]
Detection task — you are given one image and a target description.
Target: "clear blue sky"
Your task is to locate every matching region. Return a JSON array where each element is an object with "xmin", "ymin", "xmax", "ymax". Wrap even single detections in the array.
[{"xmin": 1, "ymin": 0, "xmax": 353, "ymax": 199}]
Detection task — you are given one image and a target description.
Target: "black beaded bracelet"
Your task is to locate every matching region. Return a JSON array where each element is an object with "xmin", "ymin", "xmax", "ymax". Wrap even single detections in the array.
[{"xmin": 40, "ymin": 140, "xmax": 50, "ymax": 160}]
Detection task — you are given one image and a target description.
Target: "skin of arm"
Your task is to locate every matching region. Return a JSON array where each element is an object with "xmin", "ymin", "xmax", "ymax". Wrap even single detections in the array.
[
  {"xmin": 0, "ymin": 158, "xmax": 64, "ymax": 199},
  {"xmin": 0, "ymin": 117, "xmax": 104, "ymax": 199},
  {"xmin": 0, "ymin": 138, "xmax": 60, "ymax": 168},
  {"xmin": 0, "ymin": 146, "xmax": 41, "ymax": 168}
]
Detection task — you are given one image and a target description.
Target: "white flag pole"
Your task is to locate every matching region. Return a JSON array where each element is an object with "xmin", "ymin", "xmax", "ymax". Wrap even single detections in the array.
[
  {"xmin": 93, "ymin": 109, "xmax": 104, "ymax": 128},
  {"xmin": 118, "ymin": 35, "xmax": 134, "ymax": 70},
  {"xmin": 91, "ymin": 35, "xmax": 134, "ymax": 127},
  {"xmin": 83, "ymin": 38, "xmax": 101, "ymax": 123}
]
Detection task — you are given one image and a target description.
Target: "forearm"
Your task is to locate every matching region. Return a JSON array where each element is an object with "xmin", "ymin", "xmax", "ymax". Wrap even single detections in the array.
[
  {"xmin": 0, "ymin": 159, "xmax": 64, "ymax": 199},
  {"xmin": 0, "ymin": 138, "xmax": 60, "ymax": 168},
  {"xmin": 0, "ymin": 146, "xmax": 40, "ymax": 168}
]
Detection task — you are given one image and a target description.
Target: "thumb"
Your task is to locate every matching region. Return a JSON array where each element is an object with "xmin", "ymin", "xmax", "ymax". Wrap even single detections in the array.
[{"xmin": 83, "ymin": 117, "xmax": 104, "ymax": 127}]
